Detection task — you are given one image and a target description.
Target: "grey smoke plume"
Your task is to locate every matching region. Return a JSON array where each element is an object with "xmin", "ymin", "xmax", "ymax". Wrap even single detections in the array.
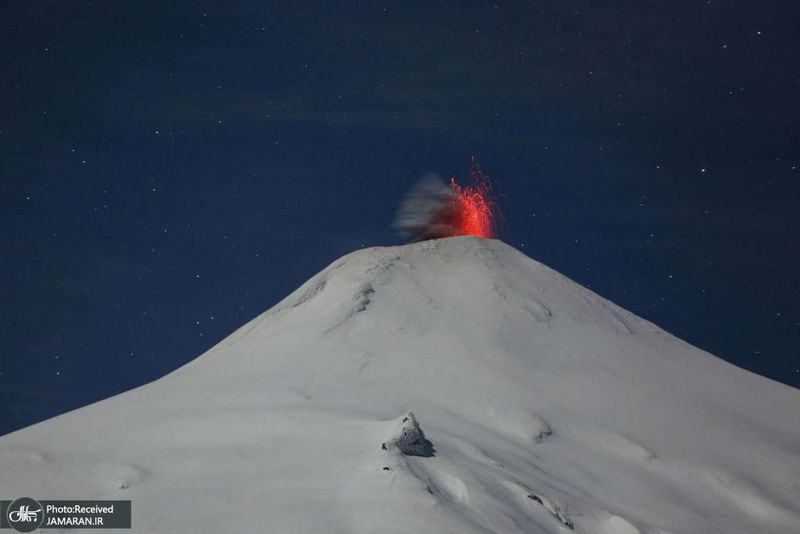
[{"xmin": 392, "ymin": 173, "xmax": 459, "ymax": 242}]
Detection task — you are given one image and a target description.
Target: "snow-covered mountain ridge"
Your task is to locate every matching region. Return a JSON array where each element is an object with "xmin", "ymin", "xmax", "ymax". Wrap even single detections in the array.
[{"xmin": 2, "ymin": 237, "xmax": 799, "ymax": 533}]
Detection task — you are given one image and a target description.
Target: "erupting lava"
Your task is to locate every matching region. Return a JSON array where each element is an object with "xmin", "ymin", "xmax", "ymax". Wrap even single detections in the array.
[
  {"xmin": 393, "ymin": 158, "xmax": 500, "ymax": 242},
  {"xmin": 447, "ymin": 160, "xmax": 498, "ymax": 238}
]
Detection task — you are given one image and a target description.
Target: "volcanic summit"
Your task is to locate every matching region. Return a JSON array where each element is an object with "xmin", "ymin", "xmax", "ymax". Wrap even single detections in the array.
[{"xmin": 1, "ymin": 237, "xmax": 798, "ymax": 533}]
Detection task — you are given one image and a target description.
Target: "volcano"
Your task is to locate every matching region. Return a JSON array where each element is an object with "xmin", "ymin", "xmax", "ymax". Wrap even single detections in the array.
[{"xmin": 1, "ymin": 237, "xmax": 799, "ymax": 533}]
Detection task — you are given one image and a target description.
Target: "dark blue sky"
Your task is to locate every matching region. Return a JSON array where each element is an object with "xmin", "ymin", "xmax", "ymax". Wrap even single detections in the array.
[{"xmin": 2, "ymin": 1, "xmax": 798, "ymax": 436}]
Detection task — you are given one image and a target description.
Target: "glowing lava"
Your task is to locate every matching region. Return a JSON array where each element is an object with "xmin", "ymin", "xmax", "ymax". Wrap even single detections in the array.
[
  {"xmin": 447, "ymin": 160, "xmax": 499, "ymax": 238},
  {"xmin": 392, "ymin": 159, "xmax": 500, "ymax": 242}
]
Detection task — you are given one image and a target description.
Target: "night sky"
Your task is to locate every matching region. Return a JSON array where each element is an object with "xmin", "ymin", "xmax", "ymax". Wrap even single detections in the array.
[{"xmin": 2, "ymin": 1, "xmax": 799, "ymax": 437}]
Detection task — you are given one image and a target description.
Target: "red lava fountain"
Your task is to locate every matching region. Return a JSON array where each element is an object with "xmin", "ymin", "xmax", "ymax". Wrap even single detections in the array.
[
  {"xmin": 392, "ymin": 158, "xmax": 501, "ymax": 242},
  {"xmin": 447, "ymin": 160, "xmax": 499, "ymax": 238}
]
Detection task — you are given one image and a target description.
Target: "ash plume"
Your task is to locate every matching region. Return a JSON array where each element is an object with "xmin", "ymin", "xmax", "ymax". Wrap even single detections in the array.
[{"xmin": 392, "ymin": 173, "xmax": 461, "ymax": 242}]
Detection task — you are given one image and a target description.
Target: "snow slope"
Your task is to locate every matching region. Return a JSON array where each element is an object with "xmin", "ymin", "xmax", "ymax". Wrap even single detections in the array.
[{"xmin": 2, "ymin": 237, "xmax": 799, "ymax": 533}]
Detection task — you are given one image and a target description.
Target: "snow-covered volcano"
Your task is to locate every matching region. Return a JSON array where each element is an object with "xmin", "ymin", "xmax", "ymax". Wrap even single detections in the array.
[{"xmin": 2, "ymin": 237, "xmax": 799, "ymax": 533}]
